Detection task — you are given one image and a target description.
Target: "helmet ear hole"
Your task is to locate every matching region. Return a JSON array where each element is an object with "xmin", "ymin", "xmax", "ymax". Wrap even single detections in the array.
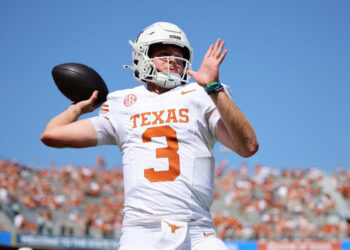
[
  {"xmin": 182, "ymin": 47, "xmax": 190, "ymax": 61},
  {"xmin": 149, "ymin": 66, "xmax": 154, "ymax": 76}
]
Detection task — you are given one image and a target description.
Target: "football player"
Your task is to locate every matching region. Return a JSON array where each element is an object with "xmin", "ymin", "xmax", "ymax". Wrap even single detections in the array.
[{"xmin": 41, "ymin": 22, "xmax": 259, "ymax": 249}]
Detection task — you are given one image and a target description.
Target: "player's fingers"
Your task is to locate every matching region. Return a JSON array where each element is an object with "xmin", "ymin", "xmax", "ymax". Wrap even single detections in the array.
[
  {"xmin": 205, "ymin": 44, "xmax": 214, "ymax": 58},
  {"xmin": 87, "ymin": 90, "xmax": 98, "ymax": 105},
  {"xmin": 218, "ymin": 49, "xmax": 228, "ymax": 64},
  {"xmin": 212, "ymin": 39, "xmax": 221, "ymax": 55},
  {"xmin": 92, "ymin": 90, "xmax": 98, "ymax": 99},
  {"xmin": 215, "ymin": 41, "xmax": 225, "ymax": 58},
  {"xmin": 186, "ymin": 69, "xmax": 196, "ymax": 77}
]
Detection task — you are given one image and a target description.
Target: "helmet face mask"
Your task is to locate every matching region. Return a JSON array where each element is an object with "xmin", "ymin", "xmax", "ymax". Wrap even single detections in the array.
[
  {"xmin": 143, "ymin": 55, "xmax": 191, "ymax": 89},
  {"xmin": 125, "ymin": 22, "xmax": 193, "ymax": 89}
]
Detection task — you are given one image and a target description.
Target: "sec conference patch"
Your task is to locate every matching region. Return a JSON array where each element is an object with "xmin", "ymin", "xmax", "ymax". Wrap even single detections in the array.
[{"xmin": 124, "ymin": 94, "xmax": 137, "ymax": 107}]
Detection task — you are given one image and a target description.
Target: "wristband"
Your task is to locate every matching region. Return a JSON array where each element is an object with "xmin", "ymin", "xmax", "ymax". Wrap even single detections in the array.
[{"xmin": 204, "ymin": 81, "xmax": 224, "ymax": 95}]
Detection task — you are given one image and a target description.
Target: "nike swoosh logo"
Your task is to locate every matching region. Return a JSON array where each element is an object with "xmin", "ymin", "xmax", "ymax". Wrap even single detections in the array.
[
  {"xmin": 203, "ymin": 232, "xmax": 214, "ymax": 237},
  {"xmin": 181, "ymin": 89, "xmax": 196, "ymax": 95}
]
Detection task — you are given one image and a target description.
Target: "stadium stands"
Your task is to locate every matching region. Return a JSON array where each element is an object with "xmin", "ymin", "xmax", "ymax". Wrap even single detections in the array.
[{"xmin": 0, "ymin": 158, "xmax": 349, "ymax": 241}]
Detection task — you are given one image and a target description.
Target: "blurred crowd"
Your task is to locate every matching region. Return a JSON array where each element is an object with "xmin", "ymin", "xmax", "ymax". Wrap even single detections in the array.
[
  {"xmin": 335, "ymin": 169, "xmax": 350, "ymax": 201},
  {"xmin": 0, "ymin": 157, "xmax": 349, "ymax": 241},
  {"xmin": 0, "ymin": 157, "xmax": 123, "ymax": 238},
  {"xmin": 213, "ymin": 161, "xmax": 350, "ymax": 241}
]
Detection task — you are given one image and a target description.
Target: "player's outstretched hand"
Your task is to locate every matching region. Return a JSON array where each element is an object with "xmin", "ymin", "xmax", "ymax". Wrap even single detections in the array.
[
  {"xmin": 71, "ymin": 90, "xmax": 101, "ymax": 115},
  {"xmin": 186, "ymin": 39, "xmax": 228, "ymax": 87}
]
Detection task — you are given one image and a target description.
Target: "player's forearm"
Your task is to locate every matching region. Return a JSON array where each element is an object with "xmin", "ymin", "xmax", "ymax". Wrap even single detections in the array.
[
  {"xmin": 41, "ymin": 106, "xmax": 98, "ymax": 148},
  {"xmin": 40, "ymin": 105, "xmax": 82, "ymax": 148},
  {"xmin": 210, "ymin": 90, "xmax": 259, "ymax": 157},
  {"xmin": 44, "ymin": 105, "xmax": 82, "ymax": 131}
]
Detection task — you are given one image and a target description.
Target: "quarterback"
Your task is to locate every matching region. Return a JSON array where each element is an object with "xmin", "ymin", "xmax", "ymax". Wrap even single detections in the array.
[{"xmin": 41, "ymin": 22, "xmax": 258, "ymax": 249}]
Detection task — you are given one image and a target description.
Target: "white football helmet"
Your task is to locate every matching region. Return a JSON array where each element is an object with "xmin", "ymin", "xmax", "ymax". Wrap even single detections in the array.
[{"xmin": 124, "ymin": 22, "xmax": 193, "ymax": 89}]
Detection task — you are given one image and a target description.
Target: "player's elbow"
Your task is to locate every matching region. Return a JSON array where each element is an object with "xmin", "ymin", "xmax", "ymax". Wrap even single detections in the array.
[
  {"xmin": 40, "ymin": 131, "xmax": 64, "ymax": 148},
  {"xmin": 241, "ymin": 141, "xmax": 259, "ymax": 158}
]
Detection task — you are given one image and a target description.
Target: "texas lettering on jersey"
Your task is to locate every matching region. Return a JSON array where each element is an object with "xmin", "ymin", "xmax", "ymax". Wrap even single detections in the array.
[
  {"xmin": 91, "ymin": 83, "xmax": 226, "ymax": 227},
  {"xmin": 130, "ymin": 108, "xmax": 189, "ymax": 128}
]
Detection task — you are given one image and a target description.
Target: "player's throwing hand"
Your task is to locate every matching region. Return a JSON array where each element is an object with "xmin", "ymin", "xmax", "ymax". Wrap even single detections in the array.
[
  {"xmin": 71, "ymin": 90, "xmax": 101, "ymax": 116},
  {"xmin": 186, "ymin": 39, "xmax": 228, "ymax": 87}
]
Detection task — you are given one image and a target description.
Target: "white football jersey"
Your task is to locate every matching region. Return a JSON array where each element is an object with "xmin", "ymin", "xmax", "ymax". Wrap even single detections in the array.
[{"xmin": 90, "ymin": 82, "xmax": 231, "ymax": 227}]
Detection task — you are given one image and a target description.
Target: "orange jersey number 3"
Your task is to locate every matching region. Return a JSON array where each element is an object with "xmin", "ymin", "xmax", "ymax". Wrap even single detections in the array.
[{"xmin": 142, "ymin": 126, "xmax": 180, "ymax": 182}]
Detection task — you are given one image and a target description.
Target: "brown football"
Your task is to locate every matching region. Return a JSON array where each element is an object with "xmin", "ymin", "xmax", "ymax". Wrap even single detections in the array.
[{"xmin": 52, "ymin": 63, "xmax": 109, "ymax": 105}]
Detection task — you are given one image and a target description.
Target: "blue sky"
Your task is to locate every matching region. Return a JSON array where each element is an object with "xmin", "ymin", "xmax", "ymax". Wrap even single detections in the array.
[{"xmin": 0, "ymin": 0, "xmax": 349, "ymax": 173}]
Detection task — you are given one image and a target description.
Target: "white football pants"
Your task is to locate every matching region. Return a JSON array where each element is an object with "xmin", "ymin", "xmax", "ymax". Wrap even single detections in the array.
[{"xmin": 118, "ymin": 219, "xmax": 228, "ymax": 250}]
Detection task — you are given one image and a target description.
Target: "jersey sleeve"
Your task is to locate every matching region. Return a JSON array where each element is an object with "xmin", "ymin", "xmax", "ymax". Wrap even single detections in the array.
[
  {"xmin": 89, "ymin": 116, "xmax": 118, "ymax": 146},
  {"xmin": 206, "ymin": 84, "xmax": 233, "ymax": 135},
  {"xmin": 89, "ymin": 95, "xmax": 120, "ymax": 146}
]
